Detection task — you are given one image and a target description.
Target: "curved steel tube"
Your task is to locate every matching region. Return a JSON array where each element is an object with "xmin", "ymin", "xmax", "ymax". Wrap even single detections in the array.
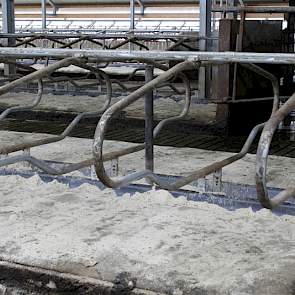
[
  {"xmin": 93, "ymin": 60, "xmax": 198, "ymax": 188},
  {"xmin": 93, "ymin": 62, "xmax": 281, "ymax": 190},
  {"xmin": 0, "ymin": 59, "xmax": 189, "ymax": 176},
  {"xmin": 111, "ymin": 62, "xmax": 170, "ymax": 92},
  {"xmin": 256, "ymin": 93, "xmax": 295, "ymax": 209},
  {"xmin": 0, "ymin": 63, "xmax": 112, "ymax": 154},
  {"xmin": 153, "ymin": 73, "xmax": 191, "ymax": 137},
  {"xmin": 241, "ymin": 63, "xmax": 280, "ymax": 115},
  {"xmin": 151, "ymin": 65, "xmax": 280, "ymax": 192},
  {"xmin": 0, "ymin": 57, "xmax": 80, "ymax": 96},
  {"xmin": 94, "ymin": 117, "xmax": 264, "ymax": 189},
  {"xmin": 0, "ymin": 144, "xmax": 144, "ymax": 175},
  {"xmin": 0, "ymin": 79, "xmax": 43, "ymax": 120},
  {"xmin": 0, "ymin": 66, "xmax": 191, "ymax": 175},
  {"xmin": 147, "ymin": 123, "xmax": 264, "ymax": 190}
]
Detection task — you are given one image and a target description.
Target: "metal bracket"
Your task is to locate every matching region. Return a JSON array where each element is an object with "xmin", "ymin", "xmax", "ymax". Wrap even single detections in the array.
[
  {"xmin": 212, "ymin": 169, "xmax": 222, "ymax": 192},
  {"xmin": 111, "ymin": 158, "xmax": 119, "ymax": 177},
  {"xmin": 22, "ymin": 148, "xmax": 31, "ymax": 169}
]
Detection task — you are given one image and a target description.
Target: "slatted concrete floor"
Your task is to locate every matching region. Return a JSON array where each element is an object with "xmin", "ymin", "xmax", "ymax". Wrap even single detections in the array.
[{"xmin": 1, "ymin": 117, "xmax": 295, "ymax": 157}]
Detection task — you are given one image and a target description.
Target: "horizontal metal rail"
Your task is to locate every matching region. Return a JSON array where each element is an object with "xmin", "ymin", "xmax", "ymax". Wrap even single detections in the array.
[
  {"xmin": 13, "ymin": 29, "xmax": 202, "ymax": 35},
  {"xmin": 2, "ymin": 48, "xmax": 295, "ymax": 64},
  {"xmin": 1, "ymin": 34, "xmax": 201, "ymax": 52},
  {"xmin": 0, "ymin": 144, "xmax": 144, "ymax": 175},
  {"xmin": 0, "ymin": 33, "xmax": 202, "ymax": 40},
  {"xmin": 212, "ymin": 6, "xmax": 295, "ymax": 13}
]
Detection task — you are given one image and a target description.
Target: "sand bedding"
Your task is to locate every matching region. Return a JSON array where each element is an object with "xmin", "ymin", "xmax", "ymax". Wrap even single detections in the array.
[{"xmin": 0, "ymin": 174, "xmax": 295, "ymax": 294}]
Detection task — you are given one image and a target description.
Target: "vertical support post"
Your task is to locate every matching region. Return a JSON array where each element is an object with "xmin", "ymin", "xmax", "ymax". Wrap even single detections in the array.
[
  {"xmin": 129, "ymin": 0, "xmax": 135, "ymax": 50},
  {"xmin": 145, "ymin": 65, "xmax": 154, "ymax": 173},
  {"xmin": 227, "ymin": 0, "xmax": 238, "ymax": 20},
  {"xmin": 283, "ymin": 0, "xmax": 295, "ymax": 92},
  {"xmin": 231, "ymin": 11, "xmax": 245, "ymax": 101},
  {"xmin": 283, "ymin": 0, "xmax": 295, "ymax": 134},
  {"xmin": 1, "ymin": 0, "xmax": 15, "ymax": 76},
  {"xmin": 130, "ymin": 0, "xmax": 135, "ymax": 31},
  {"xmin": 41, "ymin": 0, "xmax": 47, "ymax": 30},
  {"xmin": 199, "ymin": 0, "xmax": 212, "ymax": 99},
  {"xmin": 216, "ymin": 19, "xmax": 235, "ymax": 128}
]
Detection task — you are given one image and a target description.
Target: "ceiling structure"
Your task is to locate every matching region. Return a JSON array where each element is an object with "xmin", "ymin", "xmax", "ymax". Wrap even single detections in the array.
[{"xmin": 0, "ymin": 0, "xmax": 289, "ymax": 32}]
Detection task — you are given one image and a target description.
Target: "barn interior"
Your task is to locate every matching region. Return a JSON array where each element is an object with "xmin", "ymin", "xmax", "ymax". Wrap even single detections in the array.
[{"xmin": 0, "ymin": 1, "xmax": 295, "ymax": 294}]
